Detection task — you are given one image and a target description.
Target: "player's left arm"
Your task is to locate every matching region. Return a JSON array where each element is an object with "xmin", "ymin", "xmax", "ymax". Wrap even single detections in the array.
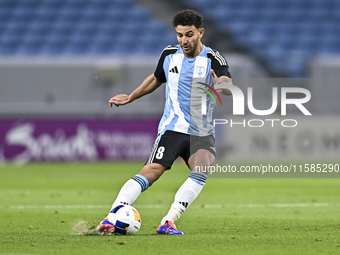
[
  {"xmin": 211, "ymin": 70, "xmax": 233, "ymax": 95},
  {"xmin": 208, "ymin": 50, "xmax": 233, "ymax": 95}
]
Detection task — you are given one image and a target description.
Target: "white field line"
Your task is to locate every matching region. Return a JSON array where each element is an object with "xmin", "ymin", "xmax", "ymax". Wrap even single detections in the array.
[{"xmin": 3, "ymin": 203, "xmax": 340, "ymax": 210}]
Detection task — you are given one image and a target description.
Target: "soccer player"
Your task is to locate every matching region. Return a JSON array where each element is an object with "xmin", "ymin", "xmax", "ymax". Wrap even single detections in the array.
[{"xmin": 97, "ymin": 9, "xmax": 232, "ymax": 235}]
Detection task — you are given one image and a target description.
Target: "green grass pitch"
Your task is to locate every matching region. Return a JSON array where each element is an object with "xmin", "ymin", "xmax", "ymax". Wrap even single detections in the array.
[{"xmin": 0, "ymin": 162, "xmax": 339, "ymax": 255}]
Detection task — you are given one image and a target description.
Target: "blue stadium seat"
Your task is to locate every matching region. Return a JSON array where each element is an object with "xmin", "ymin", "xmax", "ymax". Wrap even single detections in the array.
[
  {"xmin": 17, "ymin": 33, "xmax": 45, "ymax": 54},
  {"xmin": 135, "ymin": 31, "xmax": 177, "ymax": 55},
  {"xmin": 4, "ymin": 21, "xmax": 29, "ymax": 36},
  {"xmin": 158, "ymin": 33, "xmax": 178, "ymax": 48},
  {"xmin": 281, "ymin": 8, "xmax": 309, "ymax": 23},
  {"xmin": 19, "ymin": 0, "xmax": 42, "ymax": 8},
  {"xmin": 99, "ymin": 21, "xmax": 121, "ymax": 34},
  {"xmin": 247, "ymin": 32, "xmax": 270, "ymax": 53},
  {"xmin": 285, "ymin": 0, "xmax": 311, "ymax": 10},
  {"xmin": 52, "ymin": 22, "xmax": 76, "ymax": 36},
  {"xmin": 105, "ymin": 8, "xmax": 129, "ymax": 23},
  {"xmin": 0, "ymin": 0, "xmax": 195, "ymax": 56},
  {"xmin": 309, "ymin": 0, "xmax": 332, "ymax": 9},
  {"xmin": 226, "ymin": 20, "xmax": 253, "ymax": 46},
  {"xmin": 145, "ymin": 21, "xmax": 168, "ymax": 36},
  {"xmin": 115, "ymin": 34, "xmax": 135, "ymax": 50},
  {"xmin": 318, "ymin": 21, "xmax": 339, "ymax": 34},
  {"xmin": 112, "ymin": 0, "xmax": 134, "ymax": 10},
  {"xmin": 260, "ymin": 8, "xmax": 285, "ymax": 23},
  {"xmin": 264, "ymin": 0, "xmax": 287, "ymax": 9},
  {"xmin": 235, "ymin": 8, "xmax": 259, "ymax": 22},
  {"xmin": 74, "ymin": 22, "xmax": 99, "ymax": 36},
  {"xmin": 121, "ymin": 21, "xmax": 147, "ymax": 37},
  {"xmin": 17, "ymin": 45, "xmax": 41, "ymax": 55},
  {"xmin": 263, "ymin": 45, "xmax": 286, "ymax": 72},
  {"xmin": 308, "ymin": 8, "xmax": 331, "ymax": 22},
  {"xmin": 128, "ymin": 7, "xmax": 151, "ymax": 22},
  {"xmin": 64, "ymin": 0, "xmax": 89, "ymax": 9},
  {"xmin": 22, "ymin": 33, "xmax": 45, "ymax": 45},
  {"xmin": 214, "ymin": 0, "xmax": 242, "ymax": 9},
  {"xmin": 112, "ymin": 44, "xmax": 136, "ymax": 55},
  {"xmin": 0, "ymin": 8, "xmax": 13, "ymax": 23},
  {"xmin": 28, "ymin": 21, "xmax": 53, "ymax": 36},
  {"xmin": 295, "ymin": 34, "xmax": 318, "ymax": 55},
  {"xmin": 41, "ymin": 0, "xmax": 66, "ymax": 9},
  {"xmin": 284, "ymin": 50, "xmax": 308, "ymax": 77},
  {"xmin": 65, "ymin": 35, "xmax": 92, "ymax": 54},
  {"xmin": 88, "ymin": 41, "xmax": 114, "ymax": 54},
  {"xmin": 212, "ymin": 7, "xmax": 234, "ymax": 26},
  {"xmin": 0, "ymin": 22, "xmax": 5, "ymax": 36},
  {"xmin": 251, "ymin": 21, "xmax": 275, "ymax": 35},
  {"xmin": 82, "ymin": 8, "xmax": 106, "ymax": 23},
  {"xmin": 0, "ymin": 0, "xmax": 20, "ymax": 8},
  {"xmin": 0, "ymin": 45, "xmax": 19, "ymax": 55},
  {"xmin": 11, "ymin": 7, "xmax": 37, "ymax": 22},
  {"xmin": 69, "ymin": 33, "xmax": 92, "ymax": 46},
  {"xmin": 45, "ymin": 33, "xmax": 69, "ymax": 48},
  {"xmin": 87, "ymin": 0, "xmax": 113, "ymax": 9},
  {"xmin": 35, "ymin": 7, "xmax": 60, "ymax": 23},
  {"xmin": 92, "ymin": 32, "xmax": 116, "ymax": 46},
  {"xmin": 41, "ymin": 33, "xmax": 69, "ymax": 55},
  {"xmin": 243, "ymin": 0, "xmax": 266, "ymax": 10},
  {"xmin": 58, "ymin": 8, "xmax": 83, "ymax": 23},
  {"xmin": 0, "ymin": 33, "xmax": 22, "ymax": 54}
]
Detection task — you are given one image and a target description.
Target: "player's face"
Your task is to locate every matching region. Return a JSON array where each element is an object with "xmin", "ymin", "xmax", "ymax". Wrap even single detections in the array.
[{"xmin": 175, "ymin": 25, "xmax": 204, "ymax": 57}]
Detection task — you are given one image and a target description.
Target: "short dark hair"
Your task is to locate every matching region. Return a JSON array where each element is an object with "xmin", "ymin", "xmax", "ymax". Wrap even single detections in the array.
[{"xmin": 172, "ymin": 9, "xmax": 203, "ymax": 29}]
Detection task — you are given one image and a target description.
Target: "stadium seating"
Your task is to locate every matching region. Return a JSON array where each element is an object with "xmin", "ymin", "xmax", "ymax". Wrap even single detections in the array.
[
  {"xmin": 0, "ymin": 0, "xmax": 178, "ymax": 56},
  {"xmin": 181, "ymin": 0, "xmax": 340, "ymax": 77}
]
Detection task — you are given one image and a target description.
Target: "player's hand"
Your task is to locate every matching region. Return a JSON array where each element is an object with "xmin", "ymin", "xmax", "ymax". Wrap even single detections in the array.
[
  {"xmin": 211, "ymin": 70, "xmax": 232, "ymax": 95},
  {"xmin": 109, "ymin": 94, "xmax": 131, "ymax": 107},
  {"xmin": 211, "ymin": 69, "xmax": 222, "ymax": 85}
]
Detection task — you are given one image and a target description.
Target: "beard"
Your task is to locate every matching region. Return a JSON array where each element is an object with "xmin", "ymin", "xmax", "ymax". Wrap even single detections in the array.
[{"xmin": 182, "ymin": 37, "xmax": 200, "ymax": 56}]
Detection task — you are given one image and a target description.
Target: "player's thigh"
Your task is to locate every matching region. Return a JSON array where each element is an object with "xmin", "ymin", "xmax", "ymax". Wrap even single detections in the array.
[
  {"xmin": 186, "ymin": 135, "xmax": 216, "ymax": 172},
  {"xmin": 188, "ymin": 149, "xmax": 215, "ymax": 173}
]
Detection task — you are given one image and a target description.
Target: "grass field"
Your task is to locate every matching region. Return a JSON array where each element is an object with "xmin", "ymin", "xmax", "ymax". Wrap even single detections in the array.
[{"xmin": 0, "ymin": 162, "xmax": 339, "ymax": 255}]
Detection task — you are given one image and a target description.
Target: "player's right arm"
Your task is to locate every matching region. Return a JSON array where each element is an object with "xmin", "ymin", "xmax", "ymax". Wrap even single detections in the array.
[{"xmin": 109, "ymin": 74, "xmax": 163, "ymax": 107}]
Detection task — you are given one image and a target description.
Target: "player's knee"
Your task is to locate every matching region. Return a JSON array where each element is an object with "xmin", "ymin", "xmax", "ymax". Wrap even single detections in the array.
[
  {"xmin": 138, "ymin": 163, "xmax": 166, "ymax": 186},
  {"xmin": 189, "ymin": 149, "xmax": 215, "ymax": 172}
]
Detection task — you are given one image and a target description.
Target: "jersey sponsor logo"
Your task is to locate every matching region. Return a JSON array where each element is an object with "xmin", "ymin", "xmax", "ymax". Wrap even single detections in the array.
[{"xmin": 169, "ymin": 66, "xmax": 179, "ymax": 74}]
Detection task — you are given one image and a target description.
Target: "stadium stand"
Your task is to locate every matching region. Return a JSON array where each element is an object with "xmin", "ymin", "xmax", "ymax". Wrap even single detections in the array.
[
  {"xmin": 0, "ymin": 0, "xmax": 178, "ymax": 56},
  {"xmin": 1, "ymin": 0, "xmax": 339, "ymax": 77},
  {"xmin": 181, "ymin": 0, "xmax": 340, "ymax": 77}
]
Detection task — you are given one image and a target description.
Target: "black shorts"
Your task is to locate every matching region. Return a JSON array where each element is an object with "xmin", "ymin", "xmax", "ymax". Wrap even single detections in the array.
[{"xmin": 145, "ymin": 130, "xmax": 215, "ymax": 170}]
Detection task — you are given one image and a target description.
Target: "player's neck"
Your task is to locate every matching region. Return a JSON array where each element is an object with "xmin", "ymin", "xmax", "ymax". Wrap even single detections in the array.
[{"xmin": 184, "ymin": 42, "xmax": 203, "ymax": 58}]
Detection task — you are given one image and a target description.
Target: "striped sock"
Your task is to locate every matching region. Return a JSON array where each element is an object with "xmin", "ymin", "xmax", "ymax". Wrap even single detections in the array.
[
  {"xmin": 160, "ymin": 171, "xmax": 207, "ymax": 225},
  {"xmin": 189, "ymin": 171, "xmax": 207, "ymax": 186},
  {"xmin": 132, "ymin": 174, "xmax": 149, "ymax": 192},
  {"xmin": 110, "ymin": 175, "xmax": 149, "ymax": 211}
]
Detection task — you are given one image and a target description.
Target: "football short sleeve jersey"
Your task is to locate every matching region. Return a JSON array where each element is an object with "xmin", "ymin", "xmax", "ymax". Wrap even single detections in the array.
[{"xmin": 154, "ymin": 44, "xmax": 231, "ymax": 137}]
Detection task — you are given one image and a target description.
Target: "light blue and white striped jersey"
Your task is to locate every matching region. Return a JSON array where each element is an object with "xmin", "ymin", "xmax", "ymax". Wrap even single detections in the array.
[{"xmin": 154, "ymin": 44, "xmax": 231, "ymax": 137}]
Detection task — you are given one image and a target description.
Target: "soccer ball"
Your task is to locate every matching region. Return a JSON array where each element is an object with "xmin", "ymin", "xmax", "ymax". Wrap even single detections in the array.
[{"xmin": 108, "ymin": 205, "xmax": 141, "ymax": 235}]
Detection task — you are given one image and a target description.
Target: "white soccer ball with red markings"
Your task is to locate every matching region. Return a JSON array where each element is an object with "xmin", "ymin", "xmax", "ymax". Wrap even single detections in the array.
[{"xmin": 108, "ymin": 205, "xmax": 141, "ymax": 235}]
